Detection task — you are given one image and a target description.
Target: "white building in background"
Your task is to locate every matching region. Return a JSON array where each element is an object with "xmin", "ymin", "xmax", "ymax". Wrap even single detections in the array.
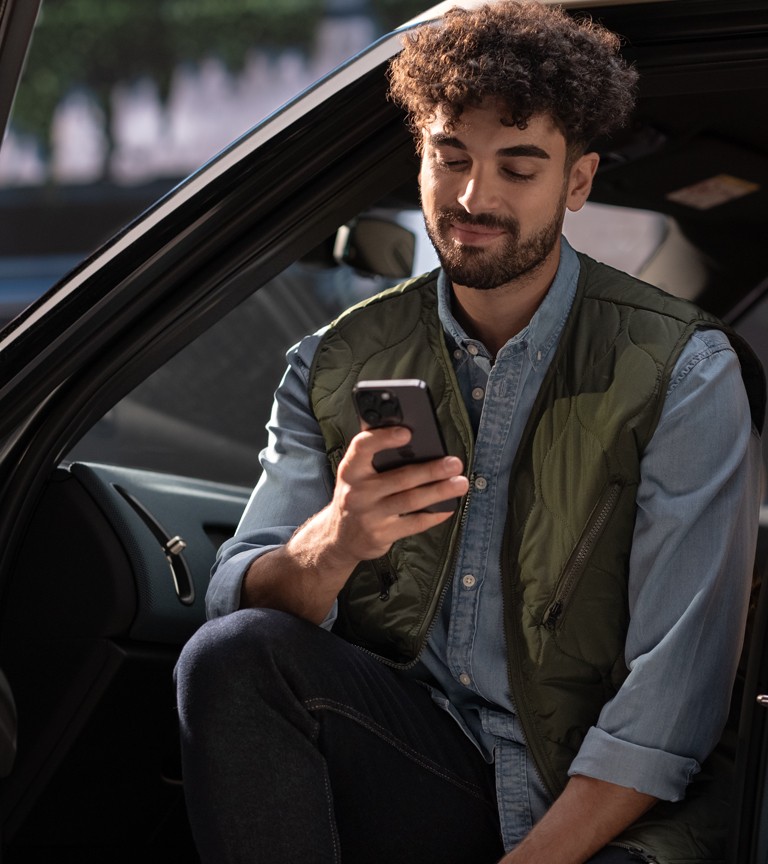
[{"xmin": 0, "ymin": 9, "xmax": 375, "ymax": 186}]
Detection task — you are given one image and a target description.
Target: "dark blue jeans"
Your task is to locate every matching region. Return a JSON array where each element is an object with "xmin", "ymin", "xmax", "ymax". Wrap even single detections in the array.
[{"xmin": 175, "ymin": 609, "xmax": 640, "ymax": 864}]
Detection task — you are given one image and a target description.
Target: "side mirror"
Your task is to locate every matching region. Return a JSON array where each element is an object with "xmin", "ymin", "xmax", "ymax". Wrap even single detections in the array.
[{"xmin": 334, "ymin": 217, "xmax": 416, "ymax": 279}]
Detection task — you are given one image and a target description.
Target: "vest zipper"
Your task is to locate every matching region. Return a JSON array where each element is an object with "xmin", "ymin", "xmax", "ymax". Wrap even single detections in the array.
[
  {"xmin": 417, "ymin": 477, "xmax": 474, "ymax": 646},
  {"xmin": 543, "ymin": 479, "xmax": 624, "ymax": 630},
  {"xmin": 353, "ymin": 479, "xmax": 473, "ymax": 670},
  {"xmin": 608, "ymin": 842, "xmax": 657, "ymax": 862},
  {"xmin": 372, "ymin": 472, "xmax": 475, "ymax": 605}
]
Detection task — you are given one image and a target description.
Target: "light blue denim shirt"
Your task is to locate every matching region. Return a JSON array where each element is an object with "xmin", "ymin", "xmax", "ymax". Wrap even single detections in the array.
[{"xmin": 208, "ymin": 239, "xmax": 761, "ymax": 850}]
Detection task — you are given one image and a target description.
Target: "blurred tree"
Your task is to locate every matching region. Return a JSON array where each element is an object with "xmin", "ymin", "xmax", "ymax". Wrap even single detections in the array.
[
  {"xmin": 11, "ymin": 0, "xmax": 325, "ymax": 147},
  {"xmin": 10, "ymin": 0, "xmax": 427, "ymax": 167}
]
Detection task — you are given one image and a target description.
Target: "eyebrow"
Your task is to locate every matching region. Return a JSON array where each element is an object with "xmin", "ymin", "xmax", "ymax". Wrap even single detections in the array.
[{"xmin": 428, "ymin": 133, "xmax": 551, "ymax": 160}]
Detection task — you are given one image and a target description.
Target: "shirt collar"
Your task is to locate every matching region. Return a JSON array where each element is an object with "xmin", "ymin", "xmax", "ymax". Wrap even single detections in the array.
[{"xmin": 436, "ymin": 236, "xmax": 581, "ymax": 368}]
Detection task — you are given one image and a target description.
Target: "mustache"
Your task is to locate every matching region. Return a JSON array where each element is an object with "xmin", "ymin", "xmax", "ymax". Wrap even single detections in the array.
[{"xmin": 435, "ymin": 207, "xmax": 519, "ymax": 234}]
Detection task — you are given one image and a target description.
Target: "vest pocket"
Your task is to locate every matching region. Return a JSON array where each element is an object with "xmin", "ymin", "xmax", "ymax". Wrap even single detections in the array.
[{"xmin": 542, "ymin": 478, "xmax": 624, "ymax": 630}]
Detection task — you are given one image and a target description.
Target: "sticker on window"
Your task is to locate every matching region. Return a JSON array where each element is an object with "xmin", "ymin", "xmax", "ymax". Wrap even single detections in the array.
[{"xmin": 666, "ymin": 174, "xmax": 760, "ymax": 210}]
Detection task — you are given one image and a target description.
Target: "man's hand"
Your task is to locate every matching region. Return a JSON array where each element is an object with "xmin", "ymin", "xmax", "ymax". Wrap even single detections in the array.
[
  {"xmin": 322, "ymin": 425, "xmax": 468, "ymax": 566},
  {"xmin": 239, "ymin": 426, "xmax": 468, "ymax": 623}
]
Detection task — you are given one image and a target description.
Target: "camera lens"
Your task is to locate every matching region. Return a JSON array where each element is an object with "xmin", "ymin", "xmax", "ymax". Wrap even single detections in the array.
[
  {"xmin": 379, "ymin": 398, "xmax": 399, "ymax": 419},
  {"xmin": 362, "ymin": 409, "xmax": 381, "ymax": 425}
]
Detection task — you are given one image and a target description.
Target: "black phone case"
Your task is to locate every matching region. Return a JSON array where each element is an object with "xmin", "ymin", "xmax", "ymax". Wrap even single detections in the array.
[{"xmin": 353, "ymin": 379, "xmax": 458, "ymax": 513}]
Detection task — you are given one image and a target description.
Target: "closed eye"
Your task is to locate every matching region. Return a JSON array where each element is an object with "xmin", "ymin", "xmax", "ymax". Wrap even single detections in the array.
[
  {"xmin": 435, "ymin": 157, "xmax": 468, "ymax": 171},
  {"xmin": 502, "ymin": 167, "xmax": 534, "ymax": 181}
]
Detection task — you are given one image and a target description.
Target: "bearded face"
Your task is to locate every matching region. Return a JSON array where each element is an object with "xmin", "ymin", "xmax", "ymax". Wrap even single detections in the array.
[
  {"xmin": 422, "ymin": 194, "xmax": 567, "ymax": 291},
  {"xmin": 418, "ymin": 106, "xmax": 586, "ymax": 294}
]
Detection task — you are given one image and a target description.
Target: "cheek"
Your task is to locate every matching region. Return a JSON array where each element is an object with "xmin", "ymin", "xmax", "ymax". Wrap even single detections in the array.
[{"xmin": 418, "ymin": 173, "xmax": 443, "ymax": 210}]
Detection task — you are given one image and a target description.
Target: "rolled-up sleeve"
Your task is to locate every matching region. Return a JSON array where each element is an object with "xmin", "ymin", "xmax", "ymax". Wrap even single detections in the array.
[
  {"xmin": 205, "ymin": 331, "xmax": 333, "ymax": 619},
  {"xmin": 569, "ymin": 328, "xmax": 762, "ymax": 800}
]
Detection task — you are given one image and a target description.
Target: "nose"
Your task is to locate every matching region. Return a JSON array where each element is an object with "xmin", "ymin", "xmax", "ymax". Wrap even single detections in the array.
[{"xmin": 457, "ymin": 168, "xmax": 499, "ymax": 213}]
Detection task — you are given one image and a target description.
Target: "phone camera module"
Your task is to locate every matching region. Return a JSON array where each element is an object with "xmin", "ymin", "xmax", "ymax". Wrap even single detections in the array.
[
  {"xmin": 356, "ymin": 389, "xmax": 403, "ymax": 426},
  {"xmin": 378, "ymin": 395, "xmax": 401, "ymax": 421}
]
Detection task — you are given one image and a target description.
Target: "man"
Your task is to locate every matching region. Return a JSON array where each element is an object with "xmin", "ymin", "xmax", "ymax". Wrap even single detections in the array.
[{"xmin": 175, "ymin": 2, "xmax": 764, "ymax": 863}]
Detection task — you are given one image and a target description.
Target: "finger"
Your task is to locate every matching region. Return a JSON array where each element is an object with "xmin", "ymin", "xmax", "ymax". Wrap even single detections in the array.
[
  {"xmin": 384, "ymin": 473, "xmax": 468, "ymax": 518},
  {"xmin": 340, "ymin": 426, "xmax": 412, "ymax": 479},
  {"xmin": 385, "ymin": 454, "xmax": 465, "ymax": 485},
  {"xmin": 382, "ymin": 503, "xmax": 459, "ymax": 542},
  {"xmin": 366, "ymin": 455, "xmax": 465, "ymax": 503}
]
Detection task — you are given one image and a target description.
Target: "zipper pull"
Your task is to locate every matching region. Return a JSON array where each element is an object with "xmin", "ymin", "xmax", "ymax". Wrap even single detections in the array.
[
  {"xmin": 377, "ymin": 569, "xmax": 397, "ymax": 601},
  {"xmin": 543, "ymin": 600, "xmax": 563, "ymax": 630}
]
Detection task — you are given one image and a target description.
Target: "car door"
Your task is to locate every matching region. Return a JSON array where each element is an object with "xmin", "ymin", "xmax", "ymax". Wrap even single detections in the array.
[
  {"xmin": 0, "ymin": 11, "xmax": 422, "ymax": 856},
  {"xmin": 0, "ymin": 0, "xmax": 41, "ymax": 145},
  {"xmin": 730, "ymin": 572, "xmax": 768, "ymax": 863},
  {"xmin": 0, "ymin": 0, "xmax": 44, "ymax": 793}
]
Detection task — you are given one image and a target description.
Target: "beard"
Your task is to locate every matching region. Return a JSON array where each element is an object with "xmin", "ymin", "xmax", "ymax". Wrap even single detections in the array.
[{"xmin": 423, "ymin": 198, "xmax": 566, "ymax": 291}]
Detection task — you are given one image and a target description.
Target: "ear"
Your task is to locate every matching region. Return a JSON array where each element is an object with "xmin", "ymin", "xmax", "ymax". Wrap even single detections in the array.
[{"xmin": 566, "ymin": 152, "xmax": 599, "ymax": 212}]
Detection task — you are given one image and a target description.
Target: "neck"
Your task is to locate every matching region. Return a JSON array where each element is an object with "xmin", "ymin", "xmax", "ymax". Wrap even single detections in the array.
[{"xmin": 451, "ymin": 248, "xmax": 560, "ymax": 357}]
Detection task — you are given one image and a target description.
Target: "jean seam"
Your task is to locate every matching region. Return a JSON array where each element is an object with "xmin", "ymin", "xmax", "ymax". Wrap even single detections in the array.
[
  {"xmin": 321, "ymin": 763, "xmax": 342, "ymax": 864},
  {"xmin": 304, "ymin": 696, "xmax": 492, "ymax": 805}
]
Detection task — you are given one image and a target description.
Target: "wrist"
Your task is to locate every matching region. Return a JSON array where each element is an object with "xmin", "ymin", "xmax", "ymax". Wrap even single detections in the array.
[{"xmin": 289, "ymin": 506, "xmax": 360, "ymax": 579}]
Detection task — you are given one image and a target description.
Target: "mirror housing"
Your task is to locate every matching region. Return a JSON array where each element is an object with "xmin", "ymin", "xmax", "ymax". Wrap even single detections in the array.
[{"xmin": 334, "ymin": 217, "xmax": 415, "ymax": 279}]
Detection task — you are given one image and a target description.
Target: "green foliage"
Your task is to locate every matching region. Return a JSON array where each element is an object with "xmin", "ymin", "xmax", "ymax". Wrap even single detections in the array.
[
  {"xmin": 11, "ymin": 0, "xmax": 325, "ymax": 145},
  {"xmin": 9, "ymin": 0, "xmax": 430, "ymax": 151}
]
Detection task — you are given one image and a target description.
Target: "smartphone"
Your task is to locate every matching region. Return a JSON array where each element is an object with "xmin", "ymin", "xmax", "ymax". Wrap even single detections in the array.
[{"xmin": 352, "ymin": 378, "xmax": 459, "ymax": 512}]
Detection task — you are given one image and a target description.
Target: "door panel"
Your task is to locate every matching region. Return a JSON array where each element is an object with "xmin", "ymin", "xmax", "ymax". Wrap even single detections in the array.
[{"xmin": 0, "ymin": 462, "xmax": 249, "ymax": 856}]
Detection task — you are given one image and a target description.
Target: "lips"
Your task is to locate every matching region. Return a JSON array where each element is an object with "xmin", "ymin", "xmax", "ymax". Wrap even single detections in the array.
[
  {"xmin": 436, "ymin": 208, "xmax": 518, "ymax": 247},
  {"xmin": 449, "ymin": 222, "xmax": 507, "ymax": 245}
]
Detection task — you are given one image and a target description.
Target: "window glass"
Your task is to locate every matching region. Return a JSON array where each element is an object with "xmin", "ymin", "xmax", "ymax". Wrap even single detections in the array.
[{"xmin": 67, "ymin": 208, "xmax": 439, "ymax": 486}]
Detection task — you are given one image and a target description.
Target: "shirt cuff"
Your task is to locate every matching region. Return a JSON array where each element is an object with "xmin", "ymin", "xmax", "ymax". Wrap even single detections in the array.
[
  {"xmin": 205, "ymin": 545, "xmax": 339, "ymax": 630},
  {"xmin": 568, "ymin": 726, "xmax": 700, "ymax": 801},
  {"xmin": 205, "ymin": 545, "xmax": 282, "ymax": 619}
]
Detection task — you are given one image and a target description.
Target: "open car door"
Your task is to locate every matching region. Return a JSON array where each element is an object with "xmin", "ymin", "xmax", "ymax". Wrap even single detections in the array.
[{"xmin": 0, "ymin": 0, "xmax": 43, "ymax": 778}]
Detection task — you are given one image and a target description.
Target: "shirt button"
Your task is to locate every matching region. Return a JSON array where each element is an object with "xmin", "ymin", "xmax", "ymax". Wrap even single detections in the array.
[
  {"xmin": 471, "ymin": 386, "xmax": 484, "ymax": 401},
  {"xmin": 461, "ymin": 574, "xmax": 476, "ymax": 589},
  {"xmin": 474, "ymin": 476, "xmax": 488, "ymax": 491},
  {"xmin": 453, "ymin": 348, "xmax": 463, "ymax": 360},
  {"xmin": 459, "ymin": 673, "xmax": 472, "ymax": 687},
  {"xmin": 467, "ymin": 344, "xmax": 479, "ymax": 356}
]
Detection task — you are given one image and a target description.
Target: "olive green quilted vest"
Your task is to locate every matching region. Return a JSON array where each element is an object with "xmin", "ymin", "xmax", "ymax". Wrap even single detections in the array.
[{"xmin": 309, "ymin": 254, "xmax": 764, "ymax": 863}]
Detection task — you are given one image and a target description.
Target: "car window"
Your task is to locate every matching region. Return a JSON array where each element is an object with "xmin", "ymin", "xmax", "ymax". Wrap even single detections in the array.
[{"xmin": 66, "ymin": 207, "xmax": 440, "ymax": 486}]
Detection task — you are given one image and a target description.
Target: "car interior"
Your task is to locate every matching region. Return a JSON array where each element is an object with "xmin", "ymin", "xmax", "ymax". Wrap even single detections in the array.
[{"xmin": 0, "ymin": 1, "xmax": 767, "ymax": 861}]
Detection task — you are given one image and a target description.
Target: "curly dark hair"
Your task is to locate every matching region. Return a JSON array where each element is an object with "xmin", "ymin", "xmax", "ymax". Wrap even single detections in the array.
[{"xmin": 388, "ymin": 1, "xmax": 638, "ymax": 156}]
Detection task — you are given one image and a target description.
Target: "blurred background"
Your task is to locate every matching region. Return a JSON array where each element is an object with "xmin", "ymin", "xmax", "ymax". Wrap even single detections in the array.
[{"xmin": 0, "ymin": 0, "xmax": 425, "ymax": 325}]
